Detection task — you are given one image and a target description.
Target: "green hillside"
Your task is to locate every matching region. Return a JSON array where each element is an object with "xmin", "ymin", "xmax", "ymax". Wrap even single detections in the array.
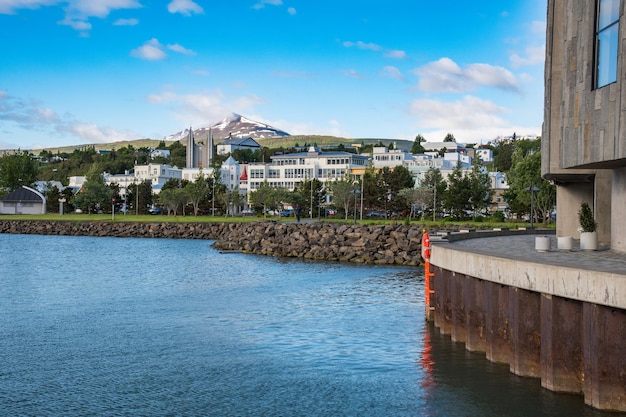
[{"xmin": 32, "ymin": 135, "xmax": 413, "ymax": 155}]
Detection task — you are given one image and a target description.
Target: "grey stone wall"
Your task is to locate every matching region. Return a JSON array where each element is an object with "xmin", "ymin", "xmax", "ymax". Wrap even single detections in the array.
[{"xmin": 0, "ymin": 220, "xmax": 429, "ymax": 266}]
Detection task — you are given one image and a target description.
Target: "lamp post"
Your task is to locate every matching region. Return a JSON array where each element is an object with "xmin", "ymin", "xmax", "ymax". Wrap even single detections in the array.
[
  {"xmin": 212, "ymin": 179, "xmax": 215, "ymax": 217},
  {"xmin": 525, "ymin": 184, "xmax": 540, "ymax": 228},
  {"xmin": 352, "ymin": 181, "xmax": 360, "ymax": 225},
  {"xmin": 360, "ymin": 157, "xmax": 372, "ymax": 221}
]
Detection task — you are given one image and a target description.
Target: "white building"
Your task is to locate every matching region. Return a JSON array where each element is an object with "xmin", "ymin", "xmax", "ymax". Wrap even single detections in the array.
[
  {"xmin": 246, "ymin": 146, "xmax": 369, "ymax": 191},
  {"xmin": 217, "ymin": 136, "xmax": 261, "ymax": 156},
  {"xmin": 370, "ymin": 146, "xmax": 412, "ymax": 168},
  {"xmin": 105, "ymin": 164, "xmax": 182, "ymax": 195}
]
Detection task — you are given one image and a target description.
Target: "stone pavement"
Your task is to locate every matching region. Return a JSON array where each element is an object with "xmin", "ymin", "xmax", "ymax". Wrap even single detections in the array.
[{"xmin": 433, "ymin": 232, "xmax": 626, "ymax": 276}]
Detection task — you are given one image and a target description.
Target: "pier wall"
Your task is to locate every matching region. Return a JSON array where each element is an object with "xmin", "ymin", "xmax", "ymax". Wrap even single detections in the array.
[{"xmin": 429, "ymin": 241, "xmax": 626, "ymax": 412}]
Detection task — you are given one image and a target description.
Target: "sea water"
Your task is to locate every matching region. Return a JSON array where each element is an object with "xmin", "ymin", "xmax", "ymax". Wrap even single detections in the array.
[{"xmin": 0, "ymin": 234, "xmax": 615, "ymax": 416}]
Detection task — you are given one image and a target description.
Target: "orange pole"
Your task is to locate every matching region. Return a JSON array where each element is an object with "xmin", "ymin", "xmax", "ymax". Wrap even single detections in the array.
[{"xmin": 422, "ymin": 231, "xmax": 434, "ymax": 320}]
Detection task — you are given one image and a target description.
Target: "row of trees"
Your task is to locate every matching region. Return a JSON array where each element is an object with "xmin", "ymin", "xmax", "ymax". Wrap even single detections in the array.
[{"xmin": 0, "ymin": 135, "xmax": 555, "ymax": 223}]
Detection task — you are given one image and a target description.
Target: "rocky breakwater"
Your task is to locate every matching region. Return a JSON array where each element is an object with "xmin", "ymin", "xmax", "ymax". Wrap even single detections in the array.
[
  {"xmin": 212, "ymin": 221, "xmax": 424, "ymax": 265},
  {"xmin": 0, "ymin": 220, "xmax": 426, "ymax": 266}
]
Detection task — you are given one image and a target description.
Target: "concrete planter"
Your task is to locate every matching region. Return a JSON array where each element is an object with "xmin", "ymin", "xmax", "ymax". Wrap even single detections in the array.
[
  {"xmin": 557, "ymin": 236, "xmax": 573, "ymax": 250},
  {"xmin": 535, "ymin": 236, "xmax": 551, "ymax": 252},
  {"xmin": 580, "ymin": 231, "xmax": 598, "ymax": 251}
]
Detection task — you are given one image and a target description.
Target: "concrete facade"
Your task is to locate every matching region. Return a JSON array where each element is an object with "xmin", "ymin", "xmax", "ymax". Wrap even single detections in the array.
[{"xmin": 542, "ymin": 0, "xmax": 626, "ymax": 251}]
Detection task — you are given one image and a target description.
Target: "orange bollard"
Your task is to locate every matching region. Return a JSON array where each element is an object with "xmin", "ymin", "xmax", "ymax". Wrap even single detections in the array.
[{"xmin": 422, "ymin": 231, "xmax": 434, "ymax": 320}]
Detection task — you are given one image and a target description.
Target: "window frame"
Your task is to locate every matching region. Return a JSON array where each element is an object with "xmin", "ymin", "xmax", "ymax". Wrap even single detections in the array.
[{"xmin": 594, "ymin": 0, "xmax": 620, "ymax": 89}]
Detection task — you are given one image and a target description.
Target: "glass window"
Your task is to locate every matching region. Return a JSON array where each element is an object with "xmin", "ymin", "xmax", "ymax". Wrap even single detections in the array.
[{"xmin": 596, "ymin": 0, "xmax": 620, "ymax": 88}]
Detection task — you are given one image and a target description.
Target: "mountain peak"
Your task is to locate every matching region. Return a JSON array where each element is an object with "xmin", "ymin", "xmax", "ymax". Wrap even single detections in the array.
[{"xmin": 167, "ymin": 114, "xmax": 290, "ymax": 143}]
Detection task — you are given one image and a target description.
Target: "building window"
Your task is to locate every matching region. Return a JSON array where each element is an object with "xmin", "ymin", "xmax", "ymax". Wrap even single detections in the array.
[{"xmin": 595, "ymin": 0, "xmax": 620, "ymax": 88}]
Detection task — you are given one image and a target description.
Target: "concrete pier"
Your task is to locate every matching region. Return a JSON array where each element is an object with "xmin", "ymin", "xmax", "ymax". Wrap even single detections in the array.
[{"xmin": 429, "ymin": 232, "xmax": 626, "ymax": 412}]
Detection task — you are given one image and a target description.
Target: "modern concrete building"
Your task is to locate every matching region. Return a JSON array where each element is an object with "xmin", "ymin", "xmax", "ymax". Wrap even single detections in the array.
[
  {"xmin": 543, "ymin": 0, "xmax": 625, "ymax": 251},
  {"xmin": 186, "ymin": 127, "xmax": 213, "ymax": 169}
]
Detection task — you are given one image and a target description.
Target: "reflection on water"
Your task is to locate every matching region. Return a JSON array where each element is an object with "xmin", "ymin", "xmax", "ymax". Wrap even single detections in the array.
[{"xmin": 0, "ymin": 234, "xmax": 621, "ymax": 416}]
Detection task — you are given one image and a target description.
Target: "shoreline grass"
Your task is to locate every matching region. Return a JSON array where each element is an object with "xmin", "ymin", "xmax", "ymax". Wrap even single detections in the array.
[{"xmin": 0, "ymin": 213, "xmax": 554, "ymax": 230}]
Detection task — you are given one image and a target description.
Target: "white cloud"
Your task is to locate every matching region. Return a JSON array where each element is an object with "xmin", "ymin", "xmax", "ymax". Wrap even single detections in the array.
[
  {"xmin": 2, "ymin": 0, "xmax": 142, "ymax": 32},
  {"xmin": 384, "ymin": 49, "xmax": 406, "ymax": 59},
  {"xmin": 407, "ymin": 96, "xmax": 540, "ymax": 143},
  {"xmin": 409, "ymin": 95, "xmax": 508, "ymax": 131},
  {"xmin": 271, "ymin": 70, "xmax": 314, "ymax": 78},
  {"xmin": 65, "ymin": 0, "xmax": 141, "ymax": 18},
  {"xmin": 58, "ymin": 16, "xmax": 92, "ymax": 31},
  {"xmin": 131, "ymin": 38, "xmax": 167, "ymax": 60},
  {"xmin": 252, "ymin": 0, "xmax": 282, "ymax": 10},
  {"xmin": 167, "ymin": 43, "xmax": 196, "ymax": 55},
  {"xmin": 56, "ymin": 122, "xmax": 138, "ymax": 143},
  {"xmin": 0, "ymin": 91, "xmax": 138, "ymax": 144},
  {"xmin": 147, "ymin": 90, "xmax": 265, "ymax": 126},
  {"xmin": 413, "ymin": 57, "xmax": 520, "ymax": 93},
  {"xmin": 167, "ymin": 0, "xmax": 203, "ymax": 16},
  {"xmin": 341, "ymin": 69, "xmax": 365, "ymax": 79},
  {"xmin": 343, "ymin": 40, "xmax": 381, "ymax": 52},
  {"xmin": 287, "ymin": 7, "xmax": 296, "ymax": 15},
  {"xmin": 379, "ymin": 66, "xmax": 405, "ymax": 82},
  {"xmin": 113, "ymin": 17, "xmax": 138, "ymax": 26},
  {"xmin": 0, "ymin": 0, "xmax": 59, "ymax": 14},
  {"xmin": 510, "ymin": 44, "xmax": 545, "ymax": 68}
]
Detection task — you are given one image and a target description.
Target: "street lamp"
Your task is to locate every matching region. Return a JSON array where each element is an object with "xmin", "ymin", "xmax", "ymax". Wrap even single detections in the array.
[
  {"xmin": 352, "ymin": 181, "xmax": 360, "ymax": 225},
  {"xmin": 360, "ymin": 157, "xmax": 372, "ymax": 221},
  {"xmin": 525, "ymin": 184, "xmax": 540, "ymax": 228},
  {"xmin": 211, "ymin": 179, "xmax": 215, "ymax": 217}
]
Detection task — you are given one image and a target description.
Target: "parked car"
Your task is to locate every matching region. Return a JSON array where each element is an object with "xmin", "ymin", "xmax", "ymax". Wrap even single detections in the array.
[
  {"xmin": 148, "ymin": 207, "xmax": 161, "ymax": 215},
  {"xmin": 279, "ymin": 209, "xmax": 293, "ymax": 217},
  {"xmin": 241, "ymin": 209, "xmax": 255, "ymax": 216},
  {"xmin": 366, "ymin": 210, "xmax": 386, "ymax": 218}
]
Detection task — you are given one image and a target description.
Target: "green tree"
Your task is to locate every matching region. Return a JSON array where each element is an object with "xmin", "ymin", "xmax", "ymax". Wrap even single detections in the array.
[
  {"xmin": 444, "ymin": 162, "xmax": 472, "ymax": 219},
  {"xmin": 127, "ymin": 180, "xmax": 153, "ymax": 215},
  {"xmin": 43, "ymin": 183, "xmax": 61, "ymax": 214},
  {"xmin": 0, "ymin": 150, "xmax": 39, "ymax": 192},
  {"xmin": 493, "ymin": 139, "xmax": 515, "ymax": 173},
  {"xmin": 158, "ymin": 187, "xmax": 188, "ymax": 216},
  {"xmin": 420, "ymin": 168, "xmax": 446, "ymax": 220},
  {"xmin": 443, "ymin": 133, "xmax": 456, "ymax": 142},
  {"xmin": 504, "ymin": 139, "xmax": 555, "ymax": 224},
  {"xmin": 411, "ymin": 134, "xmax": 426, "ymax": 154},
  {"xmin": 329, "ymin": 178, "xmax": 358, "ymax": 220},
  {"xmin": 185, "ymin": 173, "xmax": 210, "ymax": 216},
  {"xmin": 467, "ymin": 161, "xmax": 494, "ymax": 217},
  {"xmin": 72, "ymin": 165, "xmax": 113, "ymax": 213},
  {"xmin": 249, "ymin": 182, "xmax": 282, "ymax": 218}
]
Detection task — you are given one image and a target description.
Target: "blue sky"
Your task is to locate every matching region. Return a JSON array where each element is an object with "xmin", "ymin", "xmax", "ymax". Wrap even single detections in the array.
[{"xmin": 0, "ymin": 0, "xmax": 547, "ymax": 150}]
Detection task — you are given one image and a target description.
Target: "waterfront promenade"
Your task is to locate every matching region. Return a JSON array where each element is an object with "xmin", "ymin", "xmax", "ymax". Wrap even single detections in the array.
[
  {"xmin": 428, "ymin": 230, "xmax": 626, "ymax": 412},
  {"xmin": 444, "ymin": 233, "xmax": 626, "ymax": 277}
]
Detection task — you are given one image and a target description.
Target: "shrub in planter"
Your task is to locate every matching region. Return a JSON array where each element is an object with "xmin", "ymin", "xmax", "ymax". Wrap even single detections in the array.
[{"xmin": 578, "ymin": 202, "xmax": 597, "ymax": 232}]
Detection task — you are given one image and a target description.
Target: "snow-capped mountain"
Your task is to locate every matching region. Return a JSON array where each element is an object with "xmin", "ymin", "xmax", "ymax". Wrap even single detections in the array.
[{"xmin": 165, "ymin": 113, "xmax": 290, "ymax": 143}]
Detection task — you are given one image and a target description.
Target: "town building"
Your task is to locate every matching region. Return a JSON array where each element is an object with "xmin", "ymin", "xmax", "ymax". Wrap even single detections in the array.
[
  {"xmin": 0, "ymin": 186, "xmax": 46, "ymax": 214},
  {"xmin": 186, "ymin": 127, "xmax": 213, "ymax": 169},
  {"xmin": 245, "ymin": 146, "xmax": 370, "ymax": 191},
  {"xmin": 216, "ymin": 136, "xmax": 261, "ymax": 155}
]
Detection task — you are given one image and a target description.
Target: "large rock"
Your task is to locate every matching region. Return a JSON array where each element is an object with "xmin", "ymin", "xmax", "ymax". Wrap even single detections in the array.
[{"xmin": 0, "ymin": 219, "xmax": 434, "ymax": 266}]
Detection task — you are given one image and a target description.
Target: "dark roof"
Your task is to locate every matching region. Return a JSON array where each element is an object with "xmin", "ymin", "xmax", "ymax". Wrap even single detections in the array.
[
  {"xmin": 1, "ymin": 186, "xmax": 45, "ymax": 203},
  {"xmin": 220, "ymin": 137, "xmax": 260, "ymax": 147}
]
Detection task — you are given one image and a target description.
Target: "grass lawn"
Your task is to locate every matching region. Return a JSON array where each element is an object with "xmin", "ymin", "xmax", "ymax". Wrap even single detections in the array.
[{"xmin": 0, "ymin": 213, "xmax": 554, "ymax": 230}]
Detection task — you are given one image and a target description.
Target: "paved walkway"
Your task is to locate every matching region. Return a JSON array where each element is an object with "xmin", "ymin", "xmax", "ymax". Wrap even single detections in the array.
[{"xmin": 434, "ymin": 232, "xmax": 626, "ymax": 276}]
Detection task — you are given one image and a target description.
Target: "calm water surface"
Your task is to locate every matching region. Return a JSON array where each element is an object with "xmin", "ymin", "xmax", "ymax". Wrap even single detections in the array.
[{"xmin": 0, "ymin": 234, "xmax": 618, "ymax": 416}]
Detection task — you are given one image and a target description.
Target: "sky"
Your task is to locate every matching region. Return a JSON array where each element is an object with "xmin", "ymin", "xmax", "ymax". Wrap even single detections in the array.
[{"xmin": 0, "ymin": 0, "xmax": 547, "ymax": 150}]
